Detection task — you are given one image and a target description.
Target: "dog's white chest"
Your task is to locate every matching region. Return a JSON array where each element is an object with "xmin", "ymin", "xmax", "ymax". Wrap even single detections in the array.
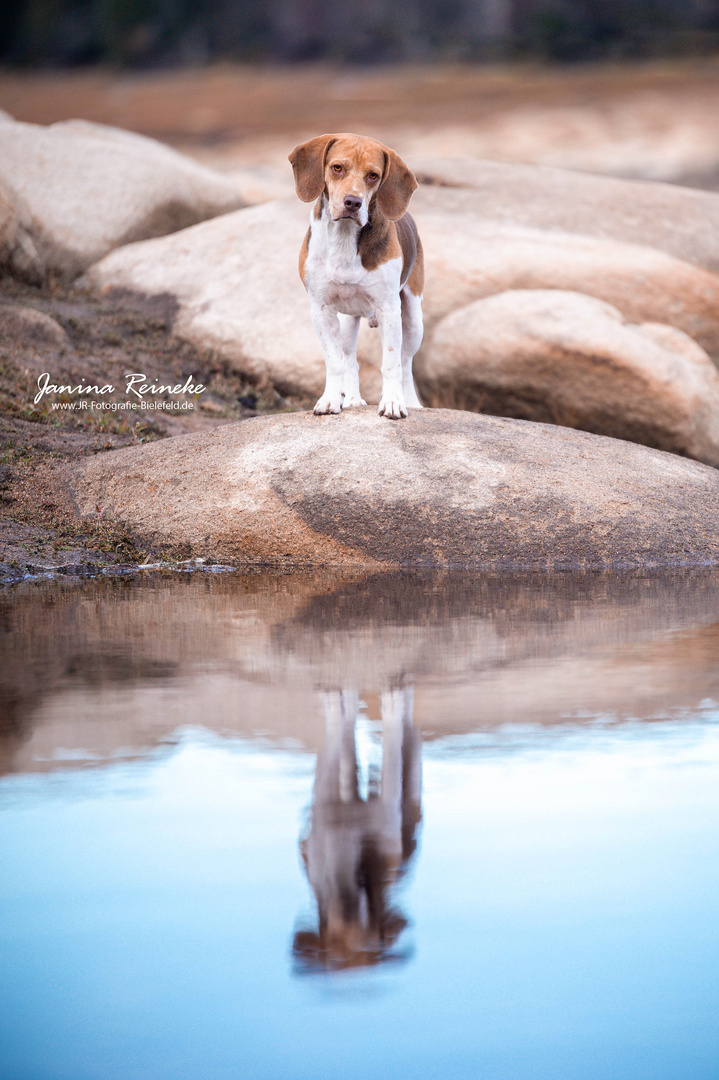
[
  {"xmin": 325, "ymin": 252, "xmax": 362, "ymax": 287},
  {"xmin": 306, "ymin": 229, "xmax": 374, "ymax": 316},
  {"xmin": 306, "ymin": 220, "xmax": 402, "ymax": 320},
  {"xmin": 322, "ymin": 279, "xmax": 374, "ymax": 317}
]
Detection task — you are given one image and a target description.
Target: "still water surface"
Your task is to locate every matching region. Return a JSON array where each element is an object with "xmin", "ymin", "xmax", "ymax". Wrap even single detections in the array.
[{"xmin": 1, "ymin": 570, "xmax": 719, "ymax": 1080}]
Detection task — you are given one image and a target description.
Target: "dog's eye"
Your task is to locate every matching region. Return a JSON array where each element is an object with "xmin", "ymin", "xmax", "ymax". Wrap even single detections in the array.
[
  {"xmin": 367, "ymin": 172, "xmax": 380, "ymax": 182},
  {"xmin": 332, "ymin": 164, "xmax": 343, "ymax": 173}
]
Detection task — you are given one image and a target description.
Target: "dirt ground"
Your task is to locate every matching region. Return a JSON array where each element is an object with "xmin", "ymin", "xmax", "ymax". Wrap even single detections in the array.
[
  {"xmin": 0, "ymin": 276, "xmax": 308, "ymax": 583},
  {"xmin": 2, "ymin": 58, "xmax": 719, "ymax": 582}
]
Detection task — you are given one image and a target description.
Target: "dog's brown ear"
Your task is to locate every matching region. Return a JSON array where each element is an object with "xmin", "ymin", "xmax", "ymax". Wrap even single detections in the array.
[
  {"xmin": 289, "ymin": 134, "xmax": 336, "ymax": 202},
  {"xmin": 377, "ymin": 148, "xmax": 417, "ymax": 221}
]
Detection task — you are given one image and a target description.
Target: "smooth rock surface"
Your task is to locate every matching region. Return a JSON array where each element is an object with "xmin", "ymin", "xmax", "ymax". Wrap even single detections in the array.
[
  {"xmin": 66, "ymin": 408, "xmax": 719, "ymax": 568},
  {"xmin": 0, "ymin": 116, "xmax": 244, "ymax": 280},
  {"xmin": 420, "ymin": 290, "xmax": 719, "ymax": 466},
  {"xmin": 226, "ymin": 164, "xmax": 296, "ymax": 205},
  {"xmin": 83, "ymin": 199, "xmax": 327, "ymax": 397},
  {"xmin": 413, "ymin": 186, "xmax": 719, "ymax": 359},
  {"xmin": 412, "ymin": 158, "xmax": 719, "ymax": 272}
]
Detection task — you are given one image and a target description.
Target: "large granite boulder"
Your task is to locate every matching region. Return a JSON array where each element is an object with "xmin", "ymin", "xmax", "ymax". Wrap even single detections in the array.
[
  {"xmin": 0, "ymin": 115, "xmax": 244, "ymax": 281},
  {"xmin": 66, "ymin": 408, "xmax": 719, "ymax": 568},
  {"xmin": 419, "ymin": 290, "xmax": 719, "ymax": 466},
  {"xmin": 412, "ymin": 185, "xmax": 719, "ymax": 359},
  {"xmin": 83, "ymin": 199, "xmax": 326, "ymax": 397},
  {"xmin": 411, "ymin": 158, "xmax": 719, "ymax": 273}
]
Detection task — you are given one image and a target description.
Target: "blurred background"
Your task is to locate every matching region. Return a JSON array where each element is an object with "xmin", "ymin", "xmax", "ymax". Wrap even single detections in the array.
[
  {"xmin": 1, "ymin": 2, "xmax": 719, "ymax": 193},
  {"xmin": 3, "ymin": 0, "xmax": 719, "ymax": 66}
]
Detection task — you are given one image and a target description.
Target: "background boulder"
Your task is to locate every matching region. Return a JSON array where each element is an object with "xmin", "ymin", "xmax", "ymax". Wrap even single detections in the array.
[
  {"xmin": 413, "ymin": 185, "xmax": 719, "ymax": 360},
  {"xmin": 0, "ymin": 115, "xmax": 244, "ymax": 281},
  {"xmin": 411, "ymin": 159, "xmax": 719, "ymax": 273},
  {"xmin": 419, "ymin": 290, "xmax": 719, "ymax": 466},
  {"xmin": 83, "ymin": 199, "xmax": 326, "ymax": 397}
]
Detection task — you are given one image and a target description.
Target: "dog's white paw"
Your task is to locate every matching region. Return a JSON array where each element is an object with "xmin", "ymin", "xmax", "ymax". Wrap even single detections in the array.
[
  {"xmin": 342, "ymin": 394, "xmax": 367, "ymax": 409},
  {"xmin": 314, "ymin": 392, "xmax": 344, "ymax": 415},
  {"xmin": 378, "ymin": 392, "xmax": 408, "ymax": 420}
]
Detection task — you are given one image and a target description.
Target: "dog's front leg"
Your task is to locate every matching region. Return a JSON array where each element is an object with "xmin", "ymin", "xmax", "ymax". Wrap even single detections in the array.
[
  {"xmin": 311, "ymin": 301, "xmax": 345, "ymax": 415},
  {"xmin": 377, "ymin": 298, "xmax": 407, "ymax": 420},
  {"xmin": 317, "ymin": 690, "xmax": 360, "ymax": 803},
  {"xmin": 338, "ymin": 314, "xmax": 366, "ymax": 408}
]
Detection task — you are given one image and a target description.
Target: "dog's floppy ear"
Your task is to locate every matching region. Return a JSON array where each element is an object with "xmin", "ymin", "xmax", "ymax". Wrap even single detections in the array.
[
  {"xmin": 289, "ymin": 134, "xmax": 336, "ymax": 202},
  {"xmin": 376, "ymin": 147, "xmax": 418, "ymax": 221}
]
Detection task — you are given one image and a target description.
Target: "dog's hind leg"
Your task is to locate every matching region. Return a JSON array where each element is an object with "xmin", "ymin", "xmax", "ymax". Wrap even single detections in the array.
[
  {"xmin": 400, "ymin": 286, "xmax": 424, "ymax": 409},
  {"xmin": 338, "ymin": 314, "xmax": 366, "ymax": 408}
]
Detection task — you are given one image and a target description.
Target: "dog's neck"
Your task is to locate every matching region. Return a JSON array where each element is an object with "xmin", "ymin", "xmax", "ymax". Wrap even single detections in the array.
[
  {"xmin": 316, "ymin": 195, "xmax": 363, "ymax": 275},
  {"xmin": 316, "ymin": 195, "xmax": 390, "ymax": 276}
]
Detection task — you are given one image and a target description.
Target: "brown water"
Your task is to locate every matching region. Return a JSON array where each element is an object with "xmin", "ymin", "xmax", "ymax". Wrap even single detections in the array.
[{"xmin": 1, "ymin": 568, "xmax": 719, "ymax": 1078}]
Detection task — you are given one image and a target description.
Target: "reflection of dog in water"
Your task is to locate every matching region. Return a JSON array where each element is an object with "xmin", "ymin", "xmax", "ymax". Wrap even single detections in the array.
[{"xmin": 293, "ymin": 686, "xmax": 422, "ymax": 971}]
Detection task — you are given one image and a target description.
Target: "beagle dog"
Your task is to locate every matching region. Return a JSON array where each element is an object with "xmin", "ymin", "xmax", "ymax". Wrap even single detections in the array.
[{"xmin": 289, "ymin": 133, "xmax": 424, "ymax": 420}]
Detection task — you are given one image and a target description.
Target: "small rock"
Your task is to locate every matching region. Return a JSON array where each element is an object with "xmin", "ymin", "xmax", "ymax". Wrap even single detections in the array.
[
  {"xmin": 0, "ymin": 179, "xmax": 44, "ymax": 284},
  {"xmin": 0, "ymin": 302, "xmax": 75, "ymax": 358}
]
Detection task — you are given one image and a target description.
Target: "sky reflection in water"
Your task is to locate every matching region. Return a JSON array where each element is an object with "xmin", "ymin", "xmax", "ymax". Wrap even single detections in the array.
[{"xmin": 1, "ymin": 571, "xmax": 719, "ymax": 1079}]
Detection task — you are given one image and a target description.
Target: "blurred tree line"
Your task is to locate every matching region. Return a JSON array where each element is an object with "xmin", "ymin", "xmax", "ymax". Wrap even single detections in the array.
[{"xmin": 2, "ymin": 0, "xmax": 719, "ymax": 66}]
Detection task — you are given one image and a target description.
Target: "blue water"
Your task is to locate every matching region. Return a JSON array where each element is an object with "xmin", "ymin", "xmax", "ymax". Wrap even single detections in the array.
[{"xmin": 1, "ymin": 572, "xmax": 719, "ymax": 1079}]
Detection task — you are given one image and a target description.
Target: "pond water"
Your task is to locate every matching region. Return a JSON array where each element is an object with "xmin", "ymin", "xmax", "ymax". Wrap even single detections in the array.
[{"xmin": 1, "ymin": 569, "xmax": 719, "ymax": 1080}]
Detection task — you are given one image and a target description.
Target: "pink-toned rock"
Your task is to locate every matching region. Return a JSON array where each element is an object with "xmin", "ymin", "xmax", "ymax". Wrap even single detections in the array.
[
  {"xmin": 419, "ymin": 289, "xmax": 719, "ymax": 466},
  {"xmin": 82, "ymin": 199, "xmax": 329, "ymax": 398},
  {"xmin": 411, "ymin": 185, "xmax": 719, "ymax": 360},
  {"xmin": 411, "ymin": 158, "xmax": 719, "ymax": 272},
  {"xmin": 0, "ymin": 115, "xmax": 244, "ymax": 280},
  {"xmin": 66, "ymin": 406, "xmax": 719, "ymax": 569}
]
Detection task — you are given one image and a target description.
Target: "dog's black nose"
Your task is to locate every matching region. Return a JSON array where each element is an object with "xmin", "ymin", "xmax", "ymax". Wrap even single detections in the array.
[{"xmin": 343, "ymin": 195, "xmax": 362, "ymax": 213}]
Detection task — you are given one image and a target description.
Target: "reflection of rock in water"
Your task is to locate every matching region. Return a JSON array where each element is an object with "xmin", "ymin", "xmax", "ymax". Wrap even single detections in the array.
[
  {"xmin": 293, "ymin": 686, "xmax": 422, "ymax": 972},
  {"xmin": 6, "ymin": 569, "xmax": 719, "ymax": 776}
]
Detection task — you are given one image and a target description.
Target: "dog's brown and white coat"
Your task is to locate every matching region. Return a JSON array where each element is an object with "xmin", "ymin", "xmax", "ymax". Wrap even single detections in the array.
[{"xmin": 289, "ymin": 133, "xmax": 424, "ymax": 419}]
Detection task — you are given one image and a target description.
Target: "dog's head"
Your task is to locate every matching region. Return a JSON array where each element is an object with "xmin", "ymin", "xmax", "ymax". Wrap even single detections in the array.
[{"xmin": 289, "ymin": 132, "xmax": 417, "ymax": 225}]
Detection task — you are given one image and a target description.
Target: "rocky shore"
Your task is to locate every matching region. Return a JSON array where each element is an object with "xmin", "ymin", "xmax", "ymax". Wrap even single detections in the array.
[{"xmin": 3, "ymin": 105, "xmax": 719, "ymax": 577}]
